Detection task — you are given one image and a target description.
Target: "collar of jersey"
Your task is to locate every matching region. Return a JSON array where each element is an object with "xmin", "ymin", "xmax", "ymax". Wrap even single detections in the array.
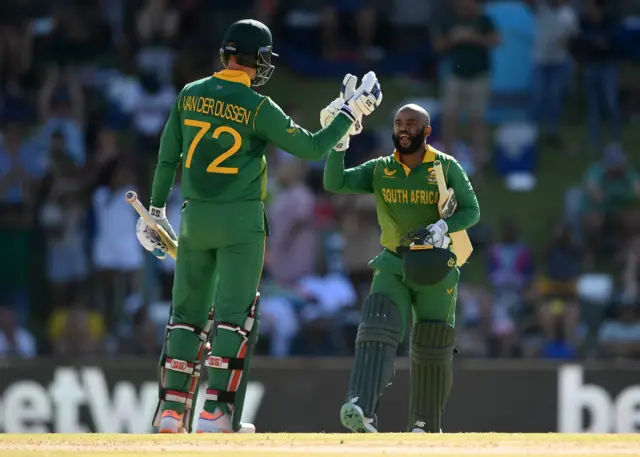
[
  {"xmin": 393, "ymin": 144, "xmax": 436, "ymax": 176},
  {"xmin": 213, "ymin": 69, "xmax": 251, "ymax": 87}
]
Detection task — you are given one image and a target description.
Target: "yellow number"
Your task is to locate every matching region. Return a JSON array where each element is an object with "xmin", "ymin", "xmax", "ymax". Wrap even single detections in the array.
[
  {"xmin": 183, "ymin": 119, "xmax": 210, "ymax": 169},
  {"xmin": 208, "ymin": 126, "xmax": 241, "ymax": 174},
  {"xmin": 183, "ymin": 120, "xmax": 242, "ymax": 174}
]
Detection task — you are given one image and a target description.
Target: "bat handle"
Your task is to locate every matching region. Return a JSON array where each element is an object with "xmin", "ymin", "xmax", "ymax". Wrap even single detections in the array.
[{"xmin": 125, "ymin": 190, "xmax": 138, "ymax": 203}]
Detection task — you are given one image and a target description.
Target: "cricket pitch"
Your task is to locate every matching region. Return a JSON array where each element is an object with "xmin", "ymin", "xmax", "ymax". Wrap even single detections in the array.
[{"xmin": 0, "ymin": 433, "xmax": 638, "ymax": 457}]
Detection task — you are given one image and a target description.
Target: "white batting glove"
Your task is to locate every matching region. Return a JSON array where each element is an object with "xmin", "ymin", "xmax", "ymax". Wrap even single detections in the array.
[
  {"xmin": 340, "ymin": 71, "xmax": 382, "ymax": 127},
  {"xmin": 320, "ymin": 97, "xmax": 350, "ymax": 151},
  {"xmin": 135, "ymin": 206, "xmax": 177, "ymax": 260},
  {"xmin": 425, "ymin": 219, "xmax": 451, "ymax": 250},
  {"xmin": 340, "ymin": 74, "xmax": 362, "ymax": 136},
  {"xmin": 320, "ymin": 97, "xmax": 344, "ymax": 128}
]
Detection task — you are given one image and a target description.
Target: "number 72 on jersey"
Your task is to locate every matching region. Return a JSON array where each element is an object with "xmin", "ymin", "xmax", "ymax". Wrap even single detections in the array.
[{"xmin": 183, "ymin": 119, "xmax": 242, "ymax": 174}]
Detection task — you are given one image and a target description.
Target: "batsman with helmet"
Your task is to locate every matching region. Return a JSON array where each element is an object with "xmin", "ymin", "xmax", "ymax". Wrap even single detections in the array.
[
  {"xmin": 322, "ymin": 95, "xmax": 480, "ymax": 433},
  {"xmin": 135, "ymin": 20, "xmax": 383, "ymax": 433}
]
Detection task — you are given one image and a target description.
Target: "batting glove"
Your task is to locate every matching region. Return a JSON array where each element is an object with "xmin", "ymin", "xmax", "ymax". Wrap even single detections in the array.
[
  {"xmin": 135, "ymin": 206, "xmax": 177, "ymax": 260},
  {"xmin": 320, "ymin": 97, "xmax": 350, "ymax": 151},
  {"xmin": 340, "ymin": 71, "xmax": 382, "ymax": 127},
  {"xmin": 425, "ymin": 219, "xmax": 451, "ymax": 250},
  {"xmin": 340, "ymin": 74, "xmax": 362, "ymax": 136}
]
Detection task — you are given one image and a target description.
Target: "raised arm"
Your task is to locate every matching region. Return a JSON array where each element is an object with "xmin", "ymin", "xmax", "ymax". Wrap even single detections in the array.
[
  {"xmin": 444, "ymin": 158, "xmax": 480, "ymax": 232},
  {"xmin": 150, "ymin": 91, "xmax": 183, "ymax": 208},
  {"xmin": 323, "ymin": 149, "xmax": 377, "ymax": 194},
  {"xmin": 254, "ymin": 97, "xmax": 352, "ymax": 162}
]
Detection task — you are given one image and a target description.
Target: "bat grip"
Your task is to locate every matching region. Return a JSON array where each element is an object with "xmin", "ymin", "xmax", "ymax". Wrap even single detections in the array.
[{"xmin": 433, "ymin": 163, "xmax": 448, "ymax": 195}]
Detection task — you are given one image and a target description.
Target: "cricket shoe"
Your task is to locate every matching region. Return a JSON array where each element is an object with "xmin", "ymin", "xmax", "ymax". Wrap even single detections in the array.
[
  {"xmin": 157, "ymin": 410, "xmax": 184, "ymax": 433},
  {"xmin": 340, "ymin": 402, "xmax": 378, "ymax": 433},
  {"xmin": 411, "ymin": 426, "xmax": 443, "ymax": 433},
  {"xmin": 196, "ymin": 408, "xmax": 256, "ymax": 433}
]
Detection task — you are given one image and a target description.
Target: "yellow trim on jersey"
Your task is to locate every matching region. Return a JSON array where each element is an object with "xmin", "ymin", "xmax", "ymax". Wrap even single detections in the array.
[
  {"xmin": 253, "ymin": 96, "xmax": 269, "ymax": 130},
  {"xmin": 425, "ymin": 144, "xmax": 437, "ymax": 163},
  {"xmin": 213, "ymin": 69, "xmax": 252, "ymax": 87},
  {"xmin": 445, "ymin": 284, "xmax": 457, "ymax": 322},
  {"xmin": 392, "ymin": 145, "xmax": 437, "ymax": 177}
]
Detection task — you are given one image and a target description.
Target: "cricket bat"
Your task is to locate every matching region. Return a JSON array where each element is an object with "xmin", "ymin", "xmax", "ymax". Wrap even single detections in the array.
[
  {"xmin": 125, "ymin": 190, "xmax": 178, "ymax": 260},
  {"xmin": 433, "ymin": 160, "xmax": 473, "ymax": 266}
]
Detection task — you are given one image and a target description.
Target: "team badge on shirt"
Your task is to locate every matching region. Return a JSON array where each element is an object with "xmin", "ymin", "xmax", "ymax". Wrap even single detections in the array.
[
  {"xmin": 427, "ymin": 168, "xmax": 437, "ymax": 184},
  {"xmin": 383, "ymin": 168, "xmax": 396, "ymax": 177}
]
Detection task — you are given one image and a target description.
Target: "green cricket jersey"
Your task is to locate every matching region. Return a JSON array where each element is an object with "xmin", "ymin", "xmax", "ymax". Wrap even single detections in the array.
[
  {"xmin": 150, "ymin": 69, "xmax": 352, "ymax": 207},
  {"xmin": 324, "ymin": 145, "xmax": 480, "ymax": 253}
]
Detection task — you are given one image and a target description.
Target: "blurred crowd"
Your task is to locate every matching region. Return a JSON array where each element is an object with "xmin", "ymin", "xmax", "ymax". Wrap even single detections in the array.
[{"xmin": 1, "ymin": 0, "xmax": 640, "ymax": 361}]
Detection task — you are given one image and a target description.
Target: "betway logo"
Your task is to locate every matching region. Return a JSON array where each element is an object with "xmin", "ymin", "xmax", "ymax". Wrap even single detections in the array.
[
  {"xmin": 558, "ymin": 365, "xmax": 640, "ymax": 432},
  {"xmin": 0, "ymin": 367, "xmax": 264, "ymax": 433}
]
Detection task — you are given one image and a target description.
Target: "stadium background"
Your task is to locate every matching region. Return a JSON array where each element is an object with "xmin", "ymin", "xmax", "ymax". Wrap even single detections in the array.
[{"xmin": 1, "ymin": 0, "xmax": 640, "ymax": 433}]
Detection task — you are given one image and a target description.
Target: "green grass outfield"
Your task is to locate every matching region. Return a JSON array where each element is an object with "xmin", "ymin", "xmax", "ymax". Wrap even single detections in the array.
[{"xmin": 0, "ymin": 433, "xmax": 638, "ymax": 457}]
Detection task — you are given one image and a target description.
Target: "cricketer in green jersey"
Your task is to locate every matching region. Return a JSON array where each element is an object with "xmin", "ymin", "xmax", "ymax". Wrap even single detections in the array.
[
  {"xmin": 323, "ymin": 102, "xmax": 480, "ymax": 433},
  {"xmin": 134, "ymin": 20, "xmax": 383, "ymax": 434}
]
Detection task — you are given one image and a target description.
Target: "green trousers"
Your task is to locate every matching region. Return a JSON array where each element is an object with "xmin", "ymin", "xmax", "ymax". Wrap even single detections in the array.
[
  {"xmin": 163, "ymin": 200, "xmax": 266, "ymax": 413},
  {"xmin": 369, "ymin": 249, "xmax": 459, "ymax": 336}
]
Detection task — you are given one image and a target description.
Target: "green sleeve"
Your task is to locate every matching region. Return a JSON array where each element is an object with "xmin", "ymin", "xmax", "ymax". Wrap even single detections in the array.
[
  {"xmin": 254, "ymin": 97, "xmax": 352, "ymax": 162},
  {"xmin": 150, "ymin": 91, "xmax": 183, "ymax": 207},
  {"xmin": 323, "ymin": 150, "xmax": 377, "ymax": 194},
  {"xmin": 445, "ymin": 158, "xmax": 480, "ymax": 233}
]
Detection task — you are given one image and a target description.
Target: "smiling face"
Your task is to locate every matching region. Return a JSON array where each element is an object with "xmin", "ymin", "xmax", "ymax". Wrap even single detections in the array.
[{"xmin": 391, "ymin": 106, "xmax": 431, "ymax": 156}]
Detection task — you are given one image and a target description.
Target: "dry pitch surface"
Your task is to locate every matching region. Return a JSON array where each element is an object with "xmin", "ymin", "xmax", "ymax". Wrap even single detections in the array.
[{"xmin": 0, "ymin": 433, "xmax": 638, "ymax": 457}]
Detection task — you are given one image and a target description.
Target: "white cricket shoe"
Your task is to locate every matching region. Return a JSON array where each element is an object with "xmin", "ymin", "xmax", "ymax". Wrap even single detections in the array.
[
  {"xmin": 196, "ymin": 408, "xmax": 255, "ymax": 433},
  {"xmin": 411, "ymin": 427, "xmax": 442, "ymax": 433},
  {"xmin": 158, "ymin": 410, "xmax": 184, "ymax": 433}
]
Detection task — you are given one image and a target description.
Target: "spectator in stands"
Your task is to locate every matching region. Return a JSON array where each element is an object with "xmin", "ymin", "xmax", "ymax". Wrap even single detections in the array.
[
  {"xmin": 91, "ymin": 160, "xmax": 142, "ymax": 333},
  {"xmin": 487, "ymin": 221, "xmax": 535, "ymax": 357},
  {"xmin": 623, "ymin": 236, "xmax": 640, "ymax": 303},
  {"xmin": 457, "ymin": 284, "xmax": 492, "ymax": 358},
  {"xmin": 135, "ymin": 0, "xmax": 179, "ymax": 85},
  {"xmin": 38, "ymin": 66, "xmax": 86, "ymax": 165},
  {"xmin": 528, "ymin": 0, "xmax": 578, "ymax": 148},
  {"xmin": 435, "ymin": 0, "xmax": 500, "ymax": 180},
  {"xmin": 128, "ymin": 306, "xmax": 159, "ymax": 356},
  {"xmin": 535, "ymin": 223, "xmax": 582, "ymax": 354},
  {"xmin": 126, "ymin": 68, "xmax": 176, "ymax": 187},
  {"xmin": 572, "ymin": 0, "xmax": 621, "ymax": 150},
  {"xmin": 190, "ymin": 0, "xmax": 258, "ymax": 55},
  {"xmin": 37, "ymin": 131, "xmax": 87, "ymax": 310},
  {"xmin": 258, "ymin": 291, "xmax": 301, "ymax": 357},
  {"xmin": 0, "ymin": 120, "xmax": 43, "ymax": 225},
  {"xmin": 42, "ymin": 3, "xmax": 111, "ymax": 70},
  {"xmin": 332, "ymin": 191, "xmax": 380, "ymax": 300},
  {"xmin": 267, "ymin": 159, "xmax": 318, "ymax": 286},
  {"xmin": 296, "ymin": 259, "xmax": 358, "ymax": 355},
  {"xmin": 0, "ymin": 305, "xmax": 36, "ymax": 358},
  {"xmin": 0, "ymin": 120, "xmax": 40, "ymax": 323},
  {"xmin": 84, "ymin": 127, "xmax": 122, "ymax": 191},
  {"xmin": 48, "ymin": 300, "xmax": 107, "ymax": 356},
  {"xmin": 321, "ymin": 0, "xmax": 384, "ymax": 62},
  {"xmin": 105, "ymin": 51, "xmax": 142, "ymax": 130},
  {"xmin": 597, "ymin": 300, "xmax": 640, "ymax": 359},
  {"xmin": 581, "ymin": 145, "xmax": 640, "ymax": 266},
  {"xmin": 0, "ymin": 0, "xmax": 36, "ymax": 86}
]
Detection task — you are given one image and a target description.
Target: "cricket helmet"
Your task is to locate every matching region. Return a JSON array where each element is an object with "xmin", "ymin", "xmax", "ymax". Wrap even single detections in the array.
[
  {"xmin": 220, "ymin": 19, "xmax": 278, "ymax": 87},
  {"xmin": 396, "ymin": 228, "xmax": 457, "ymax": 286}
]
